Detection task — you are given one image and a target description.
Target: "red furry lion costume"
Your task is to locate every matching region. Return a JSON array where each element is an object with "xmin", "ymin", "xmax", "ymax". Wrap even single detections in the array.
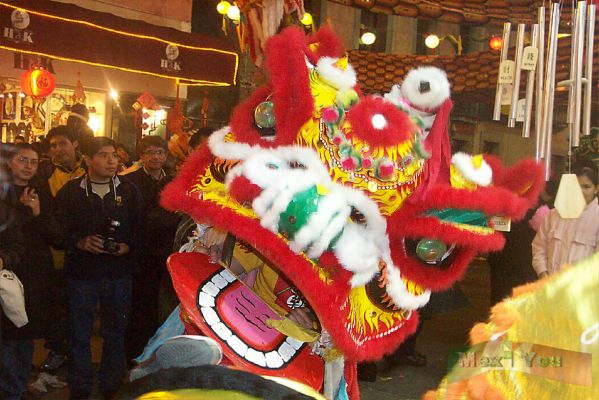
[{"xmin": 161, "ymin": 26, "xmax": 544, "ymax": 399}]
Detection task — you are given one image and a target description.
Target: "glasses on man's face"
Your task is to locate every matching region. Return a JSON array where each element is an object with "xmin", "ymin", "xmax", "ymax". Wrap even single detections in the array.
[
  {"xmin": 15, "ymin": 156, "xmax": 39, "ymax": 166},
  {"xmin": 144, "ymin": 149, "xmax": 167, "ymax": 157}
]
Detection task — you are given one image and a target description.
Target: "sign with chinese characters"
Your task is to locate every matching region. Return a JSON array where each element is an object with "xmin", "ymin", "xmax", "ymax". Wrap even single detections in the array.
[
  {"xmin": 498, "ymin": 60, "xmax": 515, "ymax": 84},
  {"xmin": 521, "ymin": 46, "xmax": 539, "ymax": 71}
]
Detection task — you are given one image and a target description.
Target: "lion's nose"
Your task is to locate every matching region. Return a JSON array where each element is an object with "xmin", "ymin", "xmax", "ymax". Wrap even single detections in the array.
[{"xmin": 419, "ymin": 80, "xmax": 431, "ymax": 93}]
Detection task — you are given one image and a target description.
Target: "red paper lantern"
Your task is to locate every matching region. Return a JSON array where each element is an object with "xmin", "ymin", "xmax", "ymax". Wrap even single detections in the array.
[
  {"xmin": 20, "ymin": 67, "xmax": 56, "ymax": 98},
  {"xmin": 489, "ymin": 36, "xmax": 503, "ymax": 51}
]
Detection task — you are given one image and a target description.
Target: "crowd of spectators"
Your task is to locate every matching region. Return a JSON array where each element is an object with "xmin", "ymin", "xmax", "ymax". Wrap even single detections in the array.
[{"xmin": 0, "ymin": 120, "xmax": 213, "ymax": 400}]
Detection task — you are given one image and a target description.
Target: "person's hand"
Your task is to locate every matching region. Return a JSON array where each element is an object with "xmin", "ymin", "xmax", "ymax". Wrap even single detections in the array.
[
  {"xmin": 538, "ymin": 271, "xmax": 549, "ymax": 279},
  {"xmin": 202, "ymin": 228, "xmax": 227, "ymax": 247},
  {"xmin": 77, "ymin": 235, "xmax": 107, "ymax": 254},
  {"xmin": 115, "ymin": 243, "xmax": 130, "ymax": 256},
  {"xmin": 287, "ymin": 307, "xmax": 316, "ymax": 330},
  {"xmin": 19, "ymin": 187, "xmax": 40, "ymax": 217}
]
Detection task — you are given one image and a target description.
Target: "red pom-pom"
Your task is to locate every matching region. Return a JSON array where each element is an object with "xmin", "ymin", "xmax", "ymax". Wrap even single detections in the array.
[
  {"xmin": 341, "ymin": 156, "xmax": 358, "ymax": 171},
  {"xmin": 333, "ymin": 135, "xmax": 343, "ymax": 145},
  {"xmin": 378, "ymin": 161, "xmax": 395, "ymax": 180},
  {"xmin": 228, "ymin": 176, "xmax": 262, "ymax": 204},
  {"xmin": 322, "ymin": 107, "xmax": 340, "ymax": 123},
  {"xmin": 362, "ymin": 157, "xmax": 373, "ymax": 169},
  {"xmin": 346, "ymin": 97, "xmax": 414, "ymax": 148}
]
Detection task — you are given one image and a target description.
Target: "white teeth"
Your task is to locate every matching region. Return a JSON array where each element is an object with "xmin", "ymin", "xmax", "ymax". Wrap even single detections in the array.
[
  {"xmin": 213, "ymin": 322, "xmax": 232, "ymax": 340},
  {"xmin": 265, "ymin": 351, "xmax": 284, "ymax": 368},
  {"xmin": 202, "ymin": 282, "xmax": 219, "ymax": 297},
  {"xmin": 246, "ymin": 348, "xmax": 267, "ymax": 367},
  {"xmin": 221, "ymin": 269, "xmax": 236, "ymax": 283},
  {"xmin": 278, "ymin": 342, "xmax": 295, "ymax": 362},
  {"xmin": 211, "ymin": 274, "xmax": 228, "ymax": 289},
  {"xmin": 198, "ymin": 270, "xmax": 304, "ymax": 370},
  {"xmin": 199, "ymin": 292, "xmax": 215, "ymax": 308},
  {"xmin": 227, "ymin": 334, "xmax": 249, "ymax": 357},
  {"xmin": 286, "ymin": 337, "xmax": 303, "ymax": 350},
  {"xmin": 201, "ymin": 307, "xmax": 219, "ymax": 326}
]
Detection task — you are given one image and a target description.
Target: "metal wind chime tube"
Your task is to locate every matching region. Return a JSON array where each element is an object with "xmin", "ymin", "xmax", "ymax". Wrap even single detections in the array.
[
  {"xmin": 535, "ymin": 6, "xmax": 546, "ymax": 159},
  {"xmin": 542, "ymin": 3, "xmax": 561, "ymax": 181},
  {"xmin": 583, "ymin": 4, "xmax": 596, "ymax": 137},
  {"xmin": 545, "ymin": 3, "xmax": 561, "ymax": 181},
  {"xmin": 572, "ymin": 1, "xmax": 587, "ymax": 148},
  {"xmin": 493, "ymin": 22, "xmax": 512, "ymax": 121},
  {"xmin": 508, "ymin": 24, "xmax": 526, "ymax": 128},
  {"xmin": 523, "ymin": 24, "xmax": 539, "ymax": 138},
  {"xmin": 566, "ymin": 1, "xmax": 581, "ymax": 126}
]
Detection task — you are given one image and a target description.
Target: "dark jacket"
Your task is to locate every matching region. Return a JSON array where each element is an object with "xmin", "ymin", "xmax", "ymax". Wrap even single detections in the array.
[
  {"xmin": 1, "ymin": 183, "xmax": 58, "ymax": 339},
  {"xmin": 54, "ymin": 175, "xmax": 145, "ymax": 280},
  {"xmin": 124, "ymin": 168, "xmax": 179, "ymax": 257}
]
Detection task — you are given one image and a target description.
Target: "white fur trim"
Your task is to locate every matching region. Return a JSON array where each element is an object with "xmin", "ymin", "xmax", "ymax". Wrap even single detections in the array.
[
  {"xmin": 334, "ymin": 224, "xmax": 379, "ymax": 287},
  {"xmin": 315, "ymin": 57, "xmax": 357, "ymax": 91},
  {"xmin": 208, "ymin": 126, "xmax": 256, "ymax": 160},
  {"xmin": 383, "ymin": 84, "xmax": 403, "ymax": 106},
  {"xmin": 384, "ymin": 262, "xmax": 431, "ymax": 310},
  {"xmin": 401, "ymin": 67, "xmax": 450, "ymax": 111},
  {"xmin": 293, "ymin": 190, "xmax": 351, "ymax": 257},
  {"xmin": 451, "ymin": 152, "xmax": 493, "ymax": 187},
  {"xmin": 253, "ymin": 172, "xmax": 318, "ymax": 232}
]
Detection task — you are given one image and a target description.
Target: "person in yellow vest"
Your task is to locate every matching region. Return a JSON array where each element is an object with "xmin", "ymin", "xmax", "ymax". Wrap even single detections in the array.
[
  {"xmin": 39, "ymin": 126, "xmax": 86, "ymax": 197},
  {"xmin": 36, "ymin": 125, "xmax": 86, "ymax": 372}
]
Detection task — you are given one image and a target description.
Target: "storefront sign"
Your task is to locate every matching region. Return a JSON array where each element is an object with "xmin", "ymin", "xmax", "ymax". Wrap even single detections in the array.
[
  {"xmin": 13, "ymin": 53, "xmax": 54, "ymax": 72},
  {"xmin": 161, "ymin": 44, "xmax": 181, "ymax": 72},
  {"xmin": 0, "ymin": 0, "xmax": 238, "ymax": 86},
  {"xmin": 3, "ymin": 9, "xmax": 33, "ymax": 44}
]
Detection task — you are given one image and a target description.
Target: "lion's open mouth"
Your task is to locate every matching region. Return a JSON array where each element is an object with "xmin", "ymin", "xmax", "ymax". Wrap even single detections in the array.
[{"xmin": 196, "ymin": 267, "xmax": 307, "ymax": 370}]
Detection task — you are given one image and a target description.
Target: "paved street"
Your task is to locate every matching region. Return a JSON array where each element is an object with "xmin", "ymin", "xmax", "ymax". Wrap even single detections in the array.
[{"xmin": 29, "ymin": 260, "xmax": 491, "ymax": 400}]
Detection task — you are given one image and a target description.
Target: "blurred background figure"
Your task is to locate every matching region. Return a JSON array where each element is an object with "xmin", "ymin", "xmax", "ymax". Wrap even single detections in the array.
[
  {"xmin": 66, "ymin": 104, "xmax": 94, "ymax": 152},
  {"xmin": 116, "ymin": 143, "xmax": 133, "ymax": 174},
  {"xmin": 187, "ymin": 127, "xmax": 215, "ymax": 154},
  {"xmin": 125, "ymin": 136, "xmax": 180, "ymax": 363},
  {"xmin": 532, "ymin": 164, "xmax": 599, "ymax": 278},
  {"xmin": 488, "ymin": 179, "xmax": 558, "ymax": 304},
  {"xmin": 1, "ymin": 144, "xmax": 58, "ymax": 400}
]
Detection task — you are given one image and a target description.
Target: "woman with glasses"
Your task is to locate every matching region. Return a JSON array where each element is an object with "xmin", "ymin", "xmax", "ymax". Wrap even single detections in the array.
[{"xmin": 0, "ymin": 144, "xmax": 59, "ymax": 400}]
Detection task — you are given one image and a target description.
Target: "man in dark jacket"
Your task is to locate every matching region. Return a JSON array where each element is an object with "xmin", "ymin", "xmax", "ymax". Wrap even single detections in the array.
[
  {"xmin": 124, "ymin": 136, "xmax": 179, "ymax": 361},
  {"xmin": 37, "ymin": 125, "xmax": 87, "ymax": 371},
  {"xmin": 54, "ymin": 137, "xmax": 144, "ymax": 399}
]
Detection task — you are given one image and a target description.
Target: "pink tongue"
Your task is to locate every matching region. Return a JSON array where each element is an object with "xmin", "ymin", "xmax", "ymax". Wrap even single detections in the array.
[{"xmin": 219, "ymin": 284, "xmax": 283, "ymax": 349}]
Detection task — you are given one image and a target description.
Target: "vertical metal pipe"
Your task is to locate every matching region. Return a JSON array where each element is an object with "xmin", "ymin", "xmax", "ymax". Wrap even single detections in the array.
[
  {"xmin": 567, "ymin": 2, "xmax": 580, "ymax": 125},
  {"xmin": 535, "ymin": 6, "xmax": 545, "ymax": 160},
  {"xmin": 543, "ymin": 3, "xmax": 560, "ymax": 180},
  {"xmin": 523, "ymin": 24, "xmax": 539, "ymax": 138},
  {"xmin": 508, "ymin": 24, "xmax": 526, "ymax": 128},
  {"xmin": 493, "ymin": 23, "xmax": 511, "ymax": 121},
  {"xmin": 583, "ymin": 4, "xmax": 595, "ymax": 137},
  {"xmin": 573, "ymin": 2, "xmax": 587, "ymax": 147},
  {"xmin": 541, "ymin": 4, "xmax": 559, "ymax": 161}
]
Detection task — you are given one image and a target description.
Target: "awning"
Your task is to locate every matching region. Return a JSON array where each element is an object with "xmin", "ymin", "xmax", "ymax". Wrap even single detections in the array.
[{"xmin": 1, "ymin": 0, "xmax": 238, "ymax": 86}]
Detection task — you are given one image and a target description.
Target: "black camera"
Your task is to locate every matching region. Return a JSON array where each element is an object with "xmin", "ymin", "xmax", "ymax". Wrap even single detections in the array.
[{"xmin": 102, "ymin": 219, "xmax": 121, "ymax": 254}]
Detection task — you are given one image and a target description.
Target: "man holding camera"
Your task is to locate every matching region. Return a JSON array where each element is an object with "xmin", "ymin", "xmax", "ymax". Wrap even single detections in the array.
[{"xmin": 54, "ymin": 137, "xmax": 144, "ymax": 400}]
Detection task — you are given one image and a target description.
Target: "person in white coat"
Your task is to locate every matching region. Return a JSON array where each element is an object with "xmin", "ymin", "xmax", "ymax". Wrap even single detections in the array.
[{"xmin": 532, "ymin": 166, "xmax": 599, "ymax": 277}]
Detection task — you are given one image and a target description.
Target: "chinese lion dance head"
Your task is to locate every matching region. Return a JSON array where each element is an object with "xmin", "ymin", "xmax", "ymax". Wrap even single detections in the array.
[{"xmin": 162, "ymin": 26, "xmax": 543, "ymax": 390}]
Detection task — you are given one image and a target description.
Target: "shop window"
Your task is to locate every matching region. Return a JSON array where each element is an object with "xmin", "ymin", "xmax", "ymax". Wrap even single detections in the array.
[{"xmin": 50, "ymin": 88, "xmax": 107, "ymax": 137}]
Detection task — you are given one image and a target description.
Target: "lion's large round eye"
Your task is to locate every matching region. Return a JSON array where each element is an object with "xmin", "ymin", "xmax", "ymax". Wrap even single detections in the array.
[
  {"xmin": 404, "ymin": 238, "xmax": 456, "ymax": 268},
  {"xmin": 416, "ymin": 239, "xmax": 448, "ymax": 264}
]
